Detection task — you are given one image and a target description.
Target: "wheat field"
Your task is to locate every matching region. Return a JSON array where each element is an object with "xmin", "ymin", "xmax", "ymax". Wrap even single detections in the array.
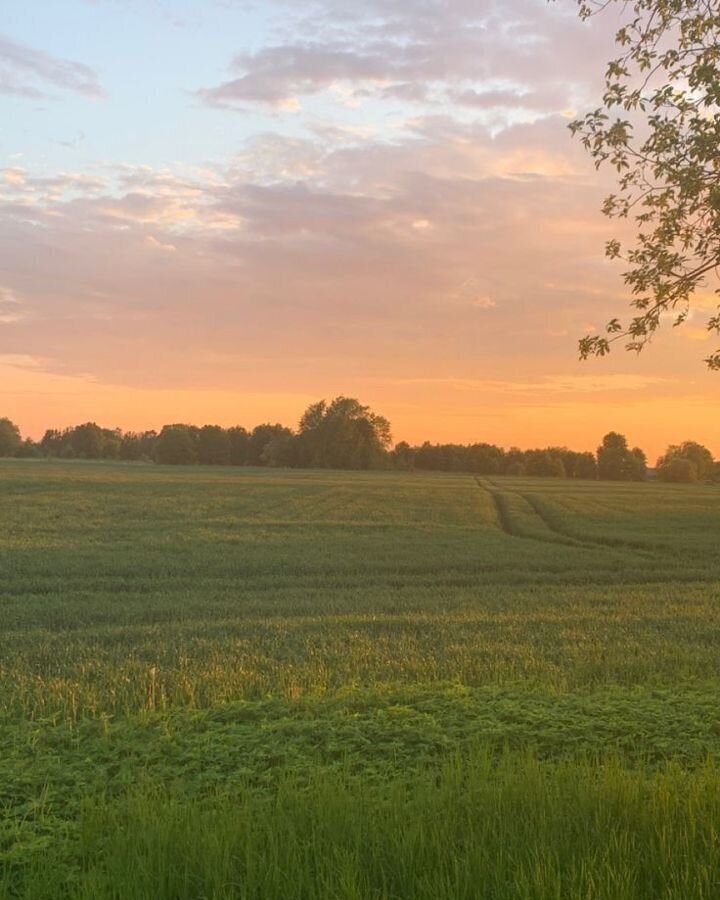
[{"xmin": 1, "ymin": 460, "xmax": 719, "ymax": 898}]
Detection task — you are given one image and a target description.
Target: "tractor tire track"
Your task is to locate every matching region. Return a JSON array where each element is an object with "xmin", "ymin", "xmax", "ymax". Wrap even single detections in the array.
[
  {"xmin": 475, "ymin": 476, "xmax": 661, "ymax": 559},
  {"xmin": 520, "ymin": 492, "xmax": 661, "ymax": 557},
  {"xmin": 475, "ymin": 476, "xmax": 579, "ymax": 547}
]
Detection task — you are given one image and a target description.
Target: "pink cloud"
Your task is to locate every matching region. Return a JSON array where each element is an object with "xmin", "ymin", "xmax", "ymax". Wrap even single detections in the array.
[{"xmin": 0, "ymin": 33, "xmax": 104, "ymax": 99}]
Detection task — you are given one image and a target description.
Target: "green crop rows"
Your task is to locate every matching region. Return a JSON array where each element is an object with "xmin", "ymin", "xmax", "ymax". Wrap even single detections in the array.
[{"xmin": 1, "ymin": 460, "xmax": 719, "ymax": 898}]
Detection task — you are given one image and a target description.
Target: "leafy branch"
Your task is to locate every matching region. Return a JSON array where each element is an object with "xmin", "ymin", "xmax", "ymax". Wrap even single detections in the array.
[{"xmin": 569, "ymin": 0, "xmax": 720, "ymax": 369}]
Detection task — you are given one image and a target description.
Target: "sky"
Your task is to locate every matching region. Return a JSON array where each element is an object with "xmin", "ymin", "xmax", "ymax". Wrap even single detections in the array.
[{"xmin": 1, "ymin": 0, "xmax": 718, "ymax": 459}]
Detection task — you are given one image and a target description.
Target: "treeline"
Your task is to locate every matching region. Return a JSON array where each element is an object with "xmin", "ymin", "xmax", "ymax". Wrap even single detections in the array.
[
  {"xmin": 396, "ymin": 435, "xmax": 719, "ymax": 482},
  {"xmin": 0, "ymin": 398, "xmax": 390, "ymax": 470},
  {"xmin": 0, "ymin": 397, "xmax": 717, "ymax": 483}
]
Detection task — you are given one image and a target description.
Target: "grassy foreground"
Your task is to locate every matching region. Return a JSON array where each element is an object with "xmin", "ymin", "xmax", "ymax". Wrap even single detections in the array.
[
  {"xmin": 9, "ymin": 754, "xmax": 720, "ymax": 900},
  {"xmin": 1, "ymin": 460, "xmax": 719, "ymax": 898}
]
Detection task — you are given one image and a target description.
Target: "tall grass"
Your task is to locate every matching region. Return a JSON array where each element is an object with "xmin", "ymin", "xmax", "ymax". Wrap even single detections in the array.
[{"xmin": 9, "ymin": 752, "xmax": 720, "ymax": 900}]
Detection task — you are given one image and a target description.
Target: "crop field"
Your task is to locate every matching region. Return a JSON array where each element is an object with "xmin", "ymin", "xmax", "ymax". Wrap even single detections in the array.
[{"xmin": 1, "ymin": 460, "xmax": 720, "ymax": 899}]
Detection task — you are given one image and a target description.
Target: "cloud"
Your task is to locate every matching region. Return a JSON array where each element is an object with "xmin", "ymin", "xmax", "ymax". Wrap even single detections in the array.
[
  {"xmin": 197, "ymin": 0, "xmax": 611, "ymax": 118},
  {"xmin": 0, "ymin": 286, "xmax": 27, "ymax": 324},
  {"xmin": 472, "ymin": 296, "xmax": 496, "ymax": 309},
  {"xmin": 0, "ymin": 353, "xmax": 45, "ymax": 369},
  {"xmin": 0, "ymin": 112, "xmax": 626, "ymax": 401},
  {"xmin": 198, "ymin": 43, "xmax": 394, "ymax": 108},
  {"xmin": 0, "ymin": 33, "xmax": 104, "ymax": 99},
  {"xmin": 2, "ymin": 167, "xmax": 26, "ymax": 186},
  {"xmin": 388, "ymin": 374, "xmax": 676, "ymax": 395},
  {"xmin": 145, "ymin": 235, "xmax": 177, "ymax": 253},
  {"xmin": 449, "ymin": 86, "xmax": 565, "ymax": 112}
]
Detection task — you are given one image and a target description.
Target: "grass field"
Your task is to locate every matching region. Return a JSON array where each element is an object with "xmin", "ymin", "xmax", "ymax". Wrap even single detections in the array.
[{"xmin": 1, "ymin": 459, "xmax": 719, "ymax": 898}]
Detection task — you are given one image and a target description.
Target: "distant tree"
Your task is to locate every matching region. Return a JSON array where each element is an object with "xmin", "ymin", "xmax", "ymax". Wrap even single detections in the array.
[
  {"xmin": 550, "ymin": 448, "xmax": 591, "ymax": 480},
  {"xmin": 296, "ymin": 397, "xmax": 391, "ymax": 469},
  {"xmin": 227, "ymin": 426, "xmax": 249, "ymax": 466},
  {"xmin": 571, "ymin": 452, "xmax": 598, "ymax": 480},
  {"xmin": 261, "ymin": 431, "xmax": 298, "ymax": 467},
  {"xmin": 657, "ymin": 456, "xmax": 698, "ymax": 484},
  {"xmin": 571, "ymin": 0, "xmax": 720, "ymax": 369},
  {"xmin": 298, "ymin": 401, "xmax": 326, "ymax": 438},
  {"xmin": 467, "ymin": 443, "xmax": 505, "ymax": 475},
  {"xmin": 391, "ymin": 441, "xmax": 415, "ymax": 471},
  {"xmin": 525, "ymin": 450, "xmax": 547, "ymax": 477},
  {"xmin": 119, "ymin": 433, "xmax": 140, "ymax": 461},
  {"xmin": 597, "ymin": 431, "xmax": 630, "ymax": 481},
  {"xmin": 628, "ymin": 446, "xmax": 648, "ymax": 481},
  {"xmin": 197, "ymin": 425, "xmax": 231, "ymax": 466},
  {"xmin": 70, "ymin": 422, "xmax": 105, "ymax": 459},
  {"xmin": 597, "ymin": 432, "xmax": 625, "ymax": 481},
  {"xmin": 413, "ymin": 442, "xmax": 439, "ymax": 471},
  {"xmin": 247, "ymin": 424, "xmax": 294, "ymax": 466},
  {"xmin": 525, "ymin": 450, "xmax": 566, "ymax": 478},
  {"xmin": 155, "ymin": 425, "xmax": 197, "ymax": 465},
  {"xmin": 119, "ymin": 431, "xmax": 157, "ymax": 461},
  {"xmin": 657, "ymin": 441, "xmax": 715, "ymax": 483},
  {"xmin": 504, "ymin": 448, "xmax": 526, "ymax": 476},
  {"xmin": 0, "ymin": 417, "xmax": 21, "ymax": 457},
  {"xmin": 417, "ymin": 443, "xmax": 450, "ymax": 472},
  {"xmin": 597, "ymin": 432, "xmax": 647, "ymax": 481},
  {"xmin": 139, "ymin": 430, "xmax": 158, "ymax": 459},
  {"xmin": 14, "ymin": 438, "xmax": 40, "ymax": 458},
  {"xmin": 438, "ymin": 445, "xmax": 466, "ymax": 473},
  {"xmin": 40, "ymin": 429, "xmax": 68, "ymax": 457},
  {"xmin": 549, "ymin": 447, "xmax": 578, "ymax": 478},
  {"xmin": 101, "ymin": 428, "xmax": 122, "ymax": 460}
]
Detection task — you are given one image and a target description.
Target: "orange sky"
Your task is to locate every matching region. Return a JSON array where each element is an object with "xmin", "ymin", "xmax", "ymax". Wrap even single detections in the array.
[
  {"xmin": 2, "ymin": 352, "xmax": 717, "ymax": 460},
  {"xmin": 1, "ymin": 0, "xmax": 718, "ymax": 461}
]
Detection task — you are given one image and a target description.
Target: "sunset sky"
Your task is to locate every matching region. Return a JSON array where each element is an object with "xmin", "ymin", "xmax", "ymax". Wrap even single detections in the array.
[{"xmin": 1, "ymin": 0, "xmax": 718, "ymax": 459}]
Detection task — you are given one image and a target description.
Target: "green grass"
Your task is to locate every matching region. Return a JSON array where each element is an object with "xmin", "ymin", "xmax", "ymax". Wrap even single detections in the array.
[
  {"xmin": 11, "ymin": 754, "xmax": 720, "ymax": 900},
  {"xmin": 1, "ymin": 460, "xmax": 719, "ymax": 898}
]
